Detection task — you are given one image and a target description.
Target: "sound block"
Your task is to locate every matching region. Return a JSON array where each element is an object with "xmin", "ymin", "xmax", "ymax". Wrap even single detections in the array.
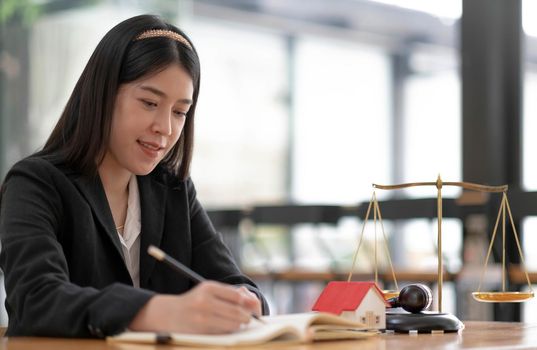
[{"xmin": 386, "ymin": 309, "xmax": 464, "ymax": 333}]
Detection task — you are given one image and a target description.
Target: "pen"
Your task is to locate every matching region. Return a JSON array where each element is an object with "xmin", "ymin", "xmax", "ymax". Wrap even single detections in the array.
[{"xmin": 148, "ymin": 245, "xmax": 265, "ymax": 324}]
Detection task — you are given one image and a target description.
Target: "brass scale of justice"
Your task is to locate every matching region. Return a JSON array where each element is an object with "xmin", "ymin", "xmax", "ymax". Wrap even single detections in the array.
[{"xmin": 347, "ymin": 175, "xmax": 534, "ymax": 331}]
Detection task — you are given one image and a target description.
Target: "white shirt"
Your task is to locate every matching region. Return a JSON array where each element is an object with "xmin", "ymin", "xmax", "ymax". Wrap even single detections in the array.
[{"xmin": 117, "ymin": 175, "xmax": 141, "ymax": 288}]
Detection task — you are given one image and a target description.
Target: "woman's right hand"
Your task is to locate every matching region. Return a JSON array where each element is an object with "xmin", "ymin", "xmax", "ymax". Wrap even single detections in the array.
[{"xmin": 128, "ymin": 281, "xmax": 260, "ymax": 334}]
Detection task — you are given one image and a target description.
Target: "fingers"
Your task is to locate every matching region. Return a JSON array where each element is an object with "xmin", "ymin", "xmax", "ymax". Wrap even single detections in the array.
[
  {"xmin": 192, "ymin": 282, "xmax": 254, "ymax": 328},
  {"xmin": 205, "ymin": 292, "xmax": 251, "ymax": 325},
  {"xmin": 237, "ymin": 286, "xmax": 263, "ymax": 316},
  {"xmin": 202, "ymin": 283, "xmax": 262, "ymax": 317},
  {"xmin": 197, "ymin": 282, "xmax": 250, "ymax": 310}
]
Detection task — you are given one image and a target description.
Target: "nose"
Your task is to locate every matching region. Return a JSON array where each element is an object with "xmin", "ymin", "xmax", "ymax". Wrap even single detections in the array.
[{"xmin": 152, "ymin": 109, "xmax": 173, "ymax": 136}]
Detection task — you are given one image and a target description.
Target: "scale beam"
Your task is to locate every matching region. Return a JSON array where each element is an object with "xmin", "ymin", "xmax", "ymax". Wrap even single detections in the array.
[{"xmin": 373, "ymin": 181, "xmax": 507, "ymax": 193}]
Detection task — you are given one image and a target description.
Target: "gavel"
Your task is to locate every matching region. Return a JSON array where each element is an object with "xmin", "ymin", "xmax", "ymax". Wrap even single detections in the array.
[{"xmin": 387, "ymin": 283, "xmax": 433, "ymax": 313}]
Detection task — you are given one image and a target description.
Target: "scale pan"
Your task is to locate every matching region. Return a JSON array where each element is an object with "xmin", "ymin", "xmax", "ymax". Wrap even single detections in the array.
[
  {"xmin": 472, "ymin": 291, "xmax": 534, "ymax": 303},
  {"xmin": 383, "ymin": 290, "xmax": 399, "ymax": 300}
]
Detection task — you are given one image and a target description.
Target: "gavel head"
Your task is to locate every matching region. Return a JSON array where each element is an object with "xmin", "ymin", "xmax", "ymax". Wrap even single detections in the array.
[{"xmin": 388, "ymin": 283, "xmax": 433, "ymax": 313}]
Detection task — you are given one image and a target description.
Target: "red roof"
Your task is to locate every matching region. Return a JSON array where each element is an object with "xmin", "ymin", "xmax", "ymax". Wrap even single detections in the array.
[{"xmin": 312, "ymin": 281, "xmax": 389, "ymax": 314}]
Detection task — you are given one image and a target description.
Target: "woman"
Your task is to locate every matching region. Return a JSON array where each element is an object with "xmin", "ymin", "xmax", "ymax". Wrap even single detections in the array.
[{"xmin": 0, "ymin": 14, "xmax": 267, "ymax": 338}]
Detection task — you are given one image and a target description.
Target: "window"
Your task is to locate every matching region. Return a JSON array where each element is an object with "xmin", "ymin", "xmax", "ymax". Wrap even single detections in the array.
[
  {"xmin": 402, "ymin": 50, "xmax": 461, "ymax": 198},
  {"xmin": 188, "ymin": 20, "xmax": 289, "ymax": 206},
  {"xmin": 292, "ymin": 36, "xmax": 391, "ymax": 204},
  {"xmin": 523, "ymin": 72, "xmax": 537, "ymax": 190},
  {"xmin": 398, "ymin": 218, "xmax": 462, "ymax": 272},
  {"xmin": 523, "ymin": 0, "xmax": 537, "ymax": 190}
]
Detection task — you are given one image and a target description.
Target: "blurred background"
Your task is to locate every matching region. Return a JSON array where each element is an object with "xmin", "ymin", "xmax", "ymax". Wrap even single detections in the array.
[{"xmin": 1, "ymin": 0, "xmax": 537, "ymax": 326}]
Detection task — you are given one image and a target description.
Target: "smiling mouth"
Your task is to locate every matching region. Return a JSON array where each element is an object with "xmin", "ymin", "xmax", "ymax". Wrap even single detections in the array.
[{"xmin": 138, "ymin": 140, "xmax": 164, "ymax": 151}]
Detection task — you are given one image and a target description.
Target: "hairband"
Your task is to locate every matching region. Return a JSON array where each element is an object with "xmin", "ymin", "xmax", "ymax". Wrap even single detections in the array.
[{"xmin": 134, "ymin": 29, "xmax": 192, "ymax": 50}]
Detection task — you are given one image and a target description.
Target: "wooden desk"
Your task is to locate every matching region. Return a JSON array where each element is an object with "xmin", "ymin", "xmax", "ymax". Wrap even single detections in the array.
[{"xmin": 3, "ymin": 322, "xmax": 537, "ymax": 349}]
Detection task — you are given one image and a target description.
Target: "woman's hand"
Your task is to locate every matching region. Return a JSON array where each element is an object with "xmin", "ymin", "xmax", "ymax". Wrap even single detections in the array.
[
  {"xmin": 236, "ymin": 285, "xmax": 263, "ymax": 317},
  {"xmin": 129, "ymin": 281, "xmax": 262, "ymax": 334}
]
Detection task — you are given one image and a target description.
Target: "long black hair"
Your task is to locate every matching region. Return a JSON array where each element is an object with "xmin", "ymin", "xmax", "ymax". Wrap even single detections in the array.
[{"xmin": 41, "ymin": 14, "xmax": 200, "ymax": 180}]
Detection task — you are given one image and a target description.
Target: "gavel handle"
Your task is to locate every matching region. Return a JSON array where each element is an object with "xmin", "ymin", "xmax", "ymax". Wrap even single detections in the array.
[{"xmin": 386, "ymin": 297, "xmax": 400, "ymax": 308}]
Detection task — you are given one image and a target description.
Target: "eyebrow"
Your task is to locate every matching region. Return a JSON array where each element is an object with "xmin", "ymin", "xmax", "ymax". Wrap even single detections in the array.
[{"xmin": 139, "ymin": 85, "xmax": 193, "ymax": 105}]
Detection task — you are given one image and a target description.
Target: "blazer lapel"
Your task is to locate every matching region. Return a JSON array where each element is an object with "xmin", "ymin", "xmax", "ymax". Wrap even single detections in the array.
[
  {"xmin": 72, "ymin": 174, "xmax": 124, "ymax": 260},
  {"xmin": 138, "ymin": 175, "xmax": 167, "ymax": 288}
]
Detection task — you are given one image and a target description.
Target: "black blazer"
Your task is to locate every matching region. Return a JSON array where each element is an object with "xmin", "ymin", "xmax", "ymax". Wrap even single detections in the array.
[{"xmin": 0, "ymin": 155, "xmax": 267, "ymax": 337}]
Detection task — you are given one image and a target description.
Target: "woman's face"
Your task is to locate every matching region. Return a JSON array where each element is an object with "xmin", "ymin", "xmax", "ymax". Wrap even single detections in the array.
[{"xmin": 102, "ymin": 64, "xmax": 194, "ymax": 176}]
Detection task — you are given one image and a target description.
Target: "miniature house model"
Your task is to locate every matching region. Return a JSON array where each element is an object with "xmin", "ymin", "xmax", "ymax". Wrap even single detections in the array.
[{"xmin": 312, "ymin": 281, "xmax": 389, "ymax": 330}]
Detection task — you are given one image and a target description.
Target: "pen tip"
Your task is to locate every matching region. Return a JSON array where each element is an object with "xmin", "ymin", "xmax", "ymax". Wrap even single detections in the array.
[{"xmin": 148, "ymin": 245, "xmax": 165, "ymax": 261}]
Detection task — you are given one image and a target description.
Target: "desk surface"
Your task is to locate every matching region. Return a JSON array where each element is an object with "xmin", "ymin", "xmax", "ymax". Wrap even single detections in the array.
[{"xmin": 2, "ymin": 321, "xmax": 537, "ymax": 350}]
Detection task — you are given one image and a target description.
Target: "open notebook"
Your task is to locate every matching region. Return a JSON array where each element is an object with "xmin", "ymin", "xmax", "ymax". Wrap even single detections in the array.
[{"xmin": 107, "ymin": 312, "xmax": 377, "ymax": 347}]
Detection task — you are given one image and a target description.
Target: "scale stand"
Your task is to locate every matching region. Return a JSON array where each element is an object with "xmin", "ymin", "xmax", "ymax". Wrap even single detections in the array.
[
  {"xmin": 386, "ymin": 309, "xmax": 463, "ymax": 333},
  {"xmin": 385, "ymin": 283, "xmax": 463, "ymax": 333}
]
